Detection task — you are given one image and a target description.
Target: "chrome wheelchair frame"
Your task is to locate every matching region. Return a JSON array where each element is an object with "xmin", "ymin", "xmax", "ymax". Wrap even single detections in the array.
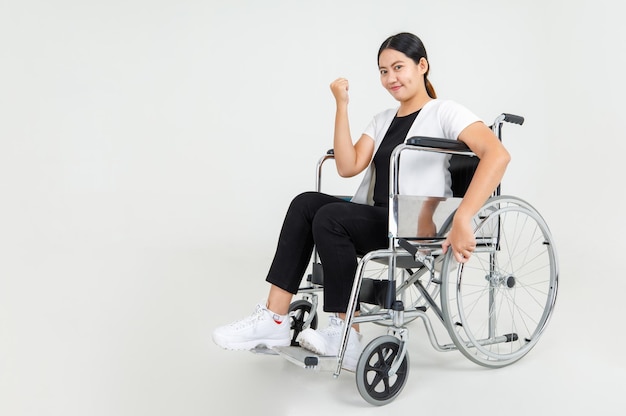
[{"xmin": 273, "ymin": 113, "xmax": 559, "ymax": 406}]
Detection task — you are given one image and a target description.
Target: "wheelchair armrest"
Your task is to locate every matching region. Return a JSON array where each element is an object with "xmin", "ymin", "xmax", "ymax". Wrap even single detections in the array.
[{"xmin": 406, "ymin": 136, "xmax": 471, "ymax": 152}]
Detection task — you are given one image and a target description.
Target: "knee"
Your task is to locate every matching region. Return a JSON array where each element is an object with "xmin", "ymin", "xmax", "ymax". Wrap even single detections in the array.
[
  {"xmin": 283, "ymin": 191, "xmax": 324, "ymax": 222},
  {"xmin": 290, "ymin": 191, "xmax": 319, "ymax": 208},
  {"xmin": 312, "ymin": 203, "xmax": 346, "ymax": 237},
  {"xmin": 287, "ymin": 191, "xmax": 329, "ymax": 216}
]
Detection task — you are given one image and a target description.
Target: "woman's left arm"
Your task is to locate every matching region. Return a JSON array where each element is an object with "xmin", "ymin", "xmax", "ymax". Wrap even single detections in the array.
[{"xmin": 442, "ymin": 121, "xmax": 511, "ymax": 262}]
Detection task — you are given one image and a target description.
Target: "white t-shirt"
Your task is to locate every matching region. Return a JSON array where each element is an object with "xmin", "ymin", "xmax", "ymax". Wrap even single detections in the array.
[{"xmin": 351, "ymin": 99, "xmax": 481, "ymax": 205}]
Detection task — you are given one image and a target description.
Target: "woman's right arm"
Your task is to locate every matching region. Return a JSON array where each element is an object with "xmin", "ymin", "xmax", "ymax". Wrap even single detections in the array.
[{"xmin": 330, "ymin": 78, "xmax": 374, "ymax": 178}]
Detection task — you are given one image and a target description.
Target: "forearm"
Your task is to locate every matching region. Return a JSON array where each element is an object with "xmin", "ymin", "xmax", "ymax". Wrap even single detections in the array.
[
  {"xmin": 453, "ymin": 148, "xmax": 510, "ymax": 224},
  {"xmin": 333, "ymin": 104, "xmax": 358, "ymax": 177},
  {"xmin": 328, "ymin": 77, "xmax": 373, "ymax": 177}
]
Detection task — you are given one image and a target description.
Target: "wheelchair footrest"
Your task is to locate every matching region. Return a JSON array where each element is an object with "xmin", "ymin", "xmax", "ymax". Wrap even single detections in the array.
[
  {"xmin": 249, "ymin": 346, "xmax": 280, "ymax": 355},
  {"xmin": 273, "ymin": 346, "xmax": 338, "ymax": 372}
]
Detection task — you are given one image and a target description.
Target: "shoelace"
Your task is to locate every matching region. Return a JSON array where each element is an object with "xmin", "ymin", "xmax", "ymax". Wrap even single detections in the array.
[
  {"xmin": 318, "ymin": 316, "xmax": 344, "ymax": 337},
  {"xmin": 228, "ymin": 305, "xmax": 265, "ymax": 330}
]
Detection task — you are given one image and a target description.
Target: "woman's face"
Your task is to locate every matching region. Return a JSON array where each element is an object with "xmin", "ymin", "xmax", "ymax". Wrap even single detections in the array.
[{"xmin": 378, "ymin": 48, "xmax": 427, "ymax": 102}]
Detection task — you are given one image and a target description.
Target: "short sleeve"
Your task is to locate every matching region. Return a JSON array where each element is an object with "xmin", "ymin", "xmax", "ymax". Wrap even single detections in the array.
[{"xmin": 437, "ymin": 100, "xmax": 482, "ymax": 140}]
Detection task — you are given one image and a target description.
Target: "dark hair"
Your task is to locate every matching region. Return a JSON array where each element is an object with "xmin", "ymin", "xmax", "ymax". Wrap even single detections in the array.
[{"xmin": 378, "ymin": 32, "xmax": 437, "ymax": 98}]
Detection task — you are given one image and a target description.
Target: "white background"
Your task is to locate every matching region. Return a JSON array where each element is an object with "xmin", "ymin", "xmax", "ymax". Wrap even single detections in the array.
[{"xmin": 1, "ymin": 1, "xmax": 624, "ymax": 415}]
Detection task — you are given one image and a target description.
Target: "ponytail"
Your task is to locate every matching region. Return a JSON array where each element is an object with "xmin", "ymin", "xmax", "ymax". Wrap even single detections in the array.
[{"xmin": 425, "ymin": 77, "xmax": 437, "ymax": 99}]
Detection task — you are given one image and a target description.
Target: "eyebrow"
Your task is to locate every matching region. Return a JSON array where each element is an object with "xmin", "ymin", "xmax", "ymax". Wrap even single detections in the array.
[{"xmin": 379, "ymin": 60, "xmax": 405, "ymax": 69}]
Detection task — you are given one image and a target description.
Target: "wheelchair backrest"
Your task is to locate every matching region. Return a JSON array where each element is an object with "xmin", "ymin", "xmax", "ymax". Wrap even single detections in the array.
[{"xmin": 449, "ymin": 154, "xmax": 479, "ymax": 197}]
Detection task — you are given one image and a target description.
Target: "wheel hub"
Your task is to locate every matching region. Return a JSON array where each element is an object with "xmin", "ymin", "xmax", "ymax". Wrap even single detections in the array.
[{"xmin": 485, "ymin": 272, "xmax": 516, "ymax": 288}]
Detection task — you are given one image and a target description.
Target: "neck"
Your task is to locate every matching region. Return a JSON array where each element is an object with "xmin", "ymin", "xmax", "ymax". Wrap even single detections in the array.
[{"xmin": 397, "ymin": 95, "xmax": 432, "ymax": 117}]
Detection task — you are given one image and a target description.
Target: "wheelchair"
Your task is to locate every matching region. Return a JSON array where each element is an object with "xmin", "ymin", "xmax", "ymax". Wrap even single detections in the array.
[{"xmin": 271, "ymin": 113, "xmax": 559, "ymax": 406}]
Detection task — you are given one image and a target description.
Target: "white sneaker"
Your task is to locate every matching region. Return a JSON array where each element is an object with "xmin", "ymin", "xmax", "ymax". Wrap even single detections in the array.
[
  {"xmin": 212, "ymin": 303, "xmax": 290, "ymax": 350},
  {"xmin": 296, "ymin": 316, "xmax": 364, "ymax": 371}
]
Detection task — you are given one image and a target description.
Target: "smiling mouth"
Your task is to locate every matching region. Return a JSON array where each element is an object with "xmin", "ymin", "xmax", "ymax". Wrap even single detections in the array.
[{"xmin": 390, "ymin": 85, "xmax": 402, "ymax": 92}]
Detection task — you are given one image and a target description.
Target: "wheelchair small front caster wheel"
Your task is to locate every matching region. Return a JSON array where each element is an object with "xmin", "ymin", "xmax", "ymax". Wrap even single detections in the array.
[
  {"xmin": 288, "ymin": 300, "xmax": 318, "ymax": 346},
  {"xmin": 356, "ymin": 335, "xmax": 410, "ymax": 406}
]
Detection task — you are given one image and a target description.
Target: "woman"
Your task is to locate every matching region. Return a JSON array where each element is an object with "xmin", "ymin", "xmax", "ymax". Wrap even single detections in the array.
[{"xmin": 212, "ymin": 32, "xmax": 510, "ymax": 371}]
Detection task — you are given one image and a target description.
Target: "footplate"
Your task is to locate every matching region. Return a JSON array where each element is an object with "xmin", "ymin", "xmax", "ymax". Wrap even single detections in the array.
[
  {"xmin": 250, "ymin": 346, "xmax": 279, "ymax": 355},
  {"xmin": 272, "ymin": 346, "xmax": 338, "ymax": 371}
]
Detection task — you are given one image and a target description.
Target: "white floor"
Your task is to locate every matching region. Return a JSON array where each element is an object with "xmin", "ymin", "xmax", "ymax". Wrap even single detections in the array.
[
  {"xmin": 2, "ymin": 243, "xmax": 624, "ymax": 416},
  {"xmin": 207, "ymin": 268, "xmax": 624, "ymax": 416}
]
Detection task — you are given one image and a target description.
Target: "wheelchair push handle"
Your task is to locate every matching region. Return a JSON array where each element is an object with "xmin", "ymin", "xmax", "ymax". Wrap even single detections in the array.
[{"xmin": 502, "ymin": 113, "xmax": 524, "ymax": 125}]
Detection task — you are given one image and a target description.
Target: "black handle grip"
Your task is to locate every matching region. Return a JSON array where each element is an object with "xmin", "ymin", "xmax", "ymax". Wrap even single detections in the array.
[{"xmin": 503, "ymin": 113, "xmax": 524, "ymax": 125}]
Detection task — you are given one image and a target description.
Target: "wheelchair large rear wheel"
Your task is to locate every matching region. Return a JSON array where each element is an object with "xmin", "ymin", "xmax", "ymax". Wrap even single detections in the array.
[
  {"xmin": 440, "ymin": 196, "xmax": 558, "ymax": 368},
  {"xmin": 355, "ymin": 335, "xmax": 410, "ymax": 406}
]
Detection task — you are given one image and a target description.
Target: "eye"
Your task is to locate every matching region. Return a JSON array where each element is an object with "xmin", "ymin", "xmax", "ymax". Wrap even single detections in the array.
[
  {"xmin": 380, "ymin": 69, "xmax": 388, "ymax": 75},
  {"xmin": 394, "ymin": 65, "xmax": 403, "ymax": 71}
]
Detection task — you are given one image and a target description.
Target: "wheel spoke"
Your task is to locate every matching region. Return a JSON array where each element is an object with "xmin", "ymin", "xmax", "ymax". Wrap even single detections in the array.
[{"xmin": 440, "ymin": 196, "xmax": 558, "ymax": 367}]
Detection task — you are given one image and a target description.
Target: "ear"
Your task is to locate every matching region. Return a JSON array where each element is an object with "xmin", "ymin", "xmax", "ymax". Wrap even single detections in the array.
[{"xmin": 418, "ymin": 57, "xmax": 429, "ymax": 75}]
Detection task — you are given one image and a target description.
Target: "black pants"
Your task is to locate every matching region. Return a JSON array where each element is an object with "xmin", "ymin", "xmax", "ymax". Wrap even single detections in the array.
[{"xmin": 266, "ymin": 191, "xmax": 388, "ymax": 313}]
